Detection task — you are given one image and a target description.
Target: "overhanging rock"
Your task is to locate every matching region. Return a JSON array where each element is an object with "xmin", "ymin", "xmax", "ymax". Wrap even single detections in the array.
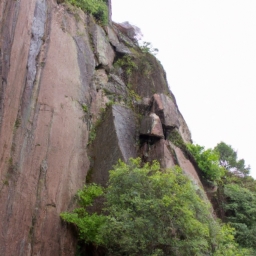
[
  {"xmin": 151, "ymin": 93, "xmax": 180, "ymax": 129},
  {"xmin": 140, "ymin": 113, "xmax": 164, "ymax": 138}
]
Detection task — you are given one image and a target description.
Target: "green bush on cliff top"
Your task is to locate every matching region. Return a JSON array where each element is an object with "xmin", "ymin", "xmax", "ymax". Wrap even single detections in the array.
[{"xmin": 66, "ymin": 0, "xmax": 108, "ymax": 24}]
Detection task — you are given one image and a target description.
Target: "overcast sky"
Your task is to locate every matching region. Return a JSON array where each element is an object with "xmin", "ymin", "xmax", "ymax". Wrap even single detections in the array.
[{"xmin": 112, "ymin": 0, "xmax": 256, "ymax": 178}]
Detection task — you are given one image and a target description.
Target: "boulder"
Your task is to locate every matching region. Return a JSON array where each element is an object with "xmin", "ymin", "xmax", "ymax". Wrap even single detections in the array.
[
  {"xmin": 140, "ymin": 113, "xmax": 164, "ymax": 138},
  {"xmin": 151, "ymin": 93, "xmax": 180, "ymax": 128}
]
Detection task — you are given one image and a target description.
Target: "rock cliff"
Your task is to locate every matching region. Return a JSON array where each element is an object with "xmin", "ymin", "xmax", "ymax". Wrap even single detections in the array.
[{"xmin": 0, "ymin": 1, "xmax": 203, "ymax": 255}]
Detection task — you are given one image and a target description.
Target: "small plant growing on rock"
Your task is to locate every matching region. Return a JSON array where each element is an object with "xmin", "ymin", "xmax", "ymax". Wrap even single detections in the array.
[
  {"xmin": 114, "ymin": 55, "xmax": 138, "ymax": 76},
  {"xmin": 81, "ymin": 103, "xmax": 88, "ymax": 113},
  {"xmin": 140, "ymin": 41, "xmax": 159, "ymax": 55}
]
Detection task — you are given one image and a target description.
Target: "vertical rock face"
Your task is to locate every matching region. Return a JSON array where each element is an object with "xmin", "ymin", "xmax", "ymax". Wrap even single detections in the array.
[
  {"xmin": 0, "ymin": 1, "xmax": 199, "ymax": 255},
  {"xmin": 0, "ymin": 1, "xmax": 92, "ymax": 255}
]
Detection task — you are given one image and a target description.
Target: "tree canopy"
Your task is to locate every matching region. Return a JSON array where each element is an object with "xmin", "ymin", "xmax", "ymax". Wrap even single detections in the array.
[{"xmin": 214, "ymin": 142, "xmax": 250, "ymax": 176}]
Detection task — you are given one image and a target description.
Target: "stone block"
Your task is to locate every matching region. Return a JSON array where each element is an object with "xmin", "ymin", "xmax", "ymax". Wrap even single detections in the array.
[{"xmin": 140, "ymin": 113, "xmax": 164, "ymax": 138}]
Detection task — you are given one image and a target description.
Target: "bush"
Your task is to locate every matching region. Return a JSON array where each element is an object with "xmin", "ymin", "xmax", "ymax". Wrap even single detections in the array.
[
  {"xmin": 66, "ymin": 0, "xmax": 108, "ymax": 25},
  {"xmin": 223, "ymin": 184, "xmax": 256, "ymax": 250},
  {"xmin": 61, "ymin": 158, "xmax": 249, "ymax": 255},
  {"xmin": 102, "ymin": 159, "xmax": 216, "ymax": 255},
  {"xmin": 187, "ymin": 144, "xmax": 225, "ymax": 182},
  {"xmin": 60, "ymin": 184, "xmax": 106, "ymax": 245},
  {"xmin": 213, "ymin": 224, "xmax": 253, "ymax": 256}
]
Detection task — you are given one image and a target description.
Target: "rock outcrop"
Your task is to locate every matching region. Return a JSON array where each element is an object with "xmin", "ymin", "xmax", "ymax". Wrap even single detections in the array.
[{"xmin": 0, "ymin": 1, "xmax": 202, "ymax": 255}]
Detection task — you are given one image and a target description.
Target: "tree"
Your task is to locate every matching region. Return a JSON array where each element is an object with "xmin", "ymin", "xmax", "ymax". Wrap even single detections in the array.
[
  {"xmin": 102, "ymin": 159, "xmax": 215, "ymax": 255},
  {"xmin": 223, "ymin": 184, "xmax": 256, "ymax": 250},
  {"xmin": 212, "ymin": 142, "xmax": 256, "ymax": 253},
  {"xmin": 186, "ymin": 144, "xmax": 225, "ymax": 182},
  {"xmin": 214, "ymin": 142, "xmax": 250, "ymax": 177}
]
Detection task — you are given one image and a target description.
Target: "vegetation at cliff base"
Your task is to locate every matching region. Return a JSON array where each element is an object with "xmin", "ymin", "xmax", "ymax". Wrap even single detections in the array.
[
  {"xmin": 60, "ymin": 158, "xmax": 251, "ymax": 255},
  {"xmin": 66, "ymin": 0, "xmax": 108, "ymax": 24}
]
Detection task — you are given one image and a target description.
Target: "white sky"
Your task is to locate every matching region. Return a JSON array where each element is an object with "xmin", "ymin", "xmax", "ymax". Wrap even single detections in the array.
[{"xmin": 112, "ymin": 0, "xmax": 256, "ymax": 178}]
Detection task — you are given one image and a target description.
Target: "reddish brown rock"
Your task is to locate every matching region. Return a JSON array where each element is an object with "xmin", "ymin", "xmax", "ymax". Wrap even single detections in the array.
[
  {"xmin": 140, "ymin": 113, "xmax": 164, "ymax": 138},
  {"xmin": 151, "ymin": 93, "xmax": 180, "ymax": 129},
  {"xmin": 169, "ymin": 142, "xmax": 203, "ymax": 187},
  {"xmin": 0, "ymin": 2, "xmax": 95, "ymax": 255}
]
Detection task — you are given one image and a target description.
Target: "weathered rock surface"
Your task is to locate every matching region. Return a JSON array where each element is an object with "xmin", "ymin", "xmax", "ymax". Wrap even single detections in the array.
[
  {"xmin": 115, "ymin": 21, "xmax": 143, "ymax": 42},
  {"xmin": 140, "ymin": 139, "xmax": 176, "ymax": 169},
  {"xmin": 0, "ymin": 1, "xmax": 93, "ymax": 255},
  {"xmin": 90, "ymin": 105, "xmax": 137, "ymax": 186},
  {"xmin": 104, "ymin": 74, "xmax": 128, "ymax": 97},
  {"xmin": 151, "ymin": 93, "xmax": 180, "ymax": 129},
  {"xmin": 90, "ymin": 21, "xmax": 115, "ymax": 68},
  {"xmin": 170, "ymin": 143, "xmax": 203, "ymax": 187},
  {"xmin": 140, "ymin": 113, "xmax": 164, "ymax": 138},
  {"xmin": 0, "ymin": 0, "xmax": 200, "ymax": 255}
]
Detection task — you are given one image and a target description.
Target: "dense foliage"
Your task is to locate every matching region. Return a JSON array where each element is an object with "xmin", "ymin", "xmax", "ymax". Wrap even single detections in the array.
[
  {"xmin": 61, "ymin": 158, "xmax": 251, "ymax": 255},
  {"xmin": 223, "ymin": 184, "xmax": 256, "ymax": 249},
  {"xmin": 185, "ymin": 141, "xmax": 255, "ymax": 253},
  {"xmin": 103, "ymin": 159, "xmax": 214, "ymax": 255},
  {"xmin": 60, "ymin": 184, "xmax": 106, "ymax": 244},
  {"xmin": 187, "ymin": 143, "xmax": 225, "ymax": 182},
  {"xmin": 66, "ymin": 0, "xmax": 108, "ymax": 24}
]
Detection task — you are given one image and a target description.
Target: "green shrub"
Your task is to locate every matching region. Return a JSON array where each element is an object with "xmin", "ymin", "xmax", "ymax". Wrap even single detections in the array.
[
  {"xmin": 102, "ymin": 159, "xmax": 216, "ymax": 255},
  {"xmin": 187, "ymin": 144, "xmax": 225, "ymax": 182},
  {"xmin": 114, "ymin": 55, "xmax": 138, "ymax": 77},
  {"xmin": 168, "ymin": 129, "xmax": 187, "ymax": 153},
  {"xmin": 213, "ymin": 224, "xmax": 253, "ymax": 256},
  {"xmin": 223, "ymin": 184, "xmax": 256, "ymax": 250},
  {"xmin": 60, "ymin": 158, "xmax": 248, "ymax": 255},
  {"xmin": 66, "ymin": 0, "xmax": 108, "ymax": 25},
  {"xmin": 60, "ymin": 184, "xmax": 106, "ymax": 245}
]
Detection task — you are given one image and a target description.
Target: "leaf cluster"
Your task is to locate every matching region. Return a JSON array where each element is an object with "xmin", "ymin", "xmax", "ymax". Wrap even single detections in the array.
[
  {"xmin": 222, "ymin": 184, "xmax": 256, "ymax": 250},
  {"xmin": 140, "ymin": 41, "xmax": 159, "ymax": 55},
  {"xmin": 103, "ymin": 159, "xmax": 214, "ymax": 255},
  {"xmin": 114, "ymin": 55, "xmax": 138, "ymax": 77},
  {"xmin": 187, "ymin": 144, "xmax": 225, "ymax": 182},
  {"xmin": 66, "ymin": 0, "xmax": 108, "ymax": 25},
  {"xmin": 60, "ymin": 184, "xmax": 106, "ymax": 244}
]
